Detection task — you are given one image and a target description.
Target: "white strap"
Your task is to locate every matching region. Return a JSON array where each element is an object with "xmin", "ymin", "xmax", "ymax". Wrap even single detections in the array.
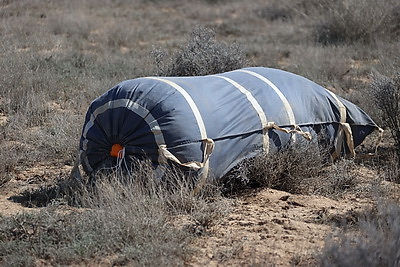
[
  {"xmin": 146, "ymin": 77, "xmax": 208, "ymax": 140},
  {"xmin": 341, "ymin": 123, "xmax": 355, "ymax": 157},
  {"xmin": 215, "ymin": 75, "xmax": 270, "ymax": 152},
  {"xmin": 326, "ymin": 90, "xmax": 347, "ymax": 123},
  {"xmin": 237, "ymin": 70, "xmax": 297, "ymax": 137},
  {"xmin": 325, "ymin": 90, "xmax": 356, "ymax": 158},
  {"xmin": 375, "ymin": 127, "xmax": 384, "ymax": 154},
  {"xmin": 159, "ymin": 138, "xmax": 215, "ymax": 196}
]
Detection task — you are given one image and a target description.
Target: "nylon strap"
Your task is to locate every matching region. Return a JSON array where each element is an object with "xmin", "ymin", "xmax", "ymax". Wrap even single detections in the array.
[{"xmin": 326, "ymin": 90, "xmax": 356, "ymax": 158}]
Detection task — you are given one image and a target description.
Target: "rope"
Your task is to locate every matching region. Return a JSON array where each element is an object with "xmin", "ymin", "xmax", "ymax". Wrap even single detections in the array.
[
  {"xmin": 265, "ymin": 122, "xmax": 312, "ymax": 141},
  {"xmin": 158, "ymin": 138, "xmax": 215, "ymax": 170}
]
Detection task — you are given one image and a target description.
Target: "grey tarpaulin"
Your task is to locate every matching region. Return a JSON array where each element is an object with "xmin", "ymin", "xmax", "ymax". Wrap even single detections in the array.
[{"xmin": 77, "ymin": 67, "xmax": 381, "ymax": 180}]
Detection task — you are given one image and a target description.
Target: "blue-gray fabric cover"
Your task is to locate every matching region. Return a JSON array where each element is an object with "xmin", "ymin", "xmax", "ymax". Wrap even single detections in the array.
[{"xmin": 80, "ymin": 67, "xmax": 378, "ymax": 178}]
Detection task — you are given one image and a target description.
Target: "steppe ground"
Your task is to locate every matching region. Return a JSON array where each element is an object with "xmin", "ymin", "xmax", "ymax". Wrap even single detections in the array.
[{"xmin": 1, "ymin": 0, "xmax": 400, "ymax": 266}]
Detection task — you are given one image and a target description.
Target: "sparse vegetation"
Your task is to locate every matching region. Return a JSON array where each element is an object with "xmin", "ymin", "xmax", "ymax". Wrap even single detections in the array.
[
  {"xmin": 311, "ymin": 0, "xmax": 400, "ymax": 45},
  {"xmin": 0, "ymin": 0, "xmax": 399, "ymax": 265},
  {"xmin": 255, "ymin": 2, "xmax": 293, "ymax": 22},
  {"xmin": 320, "ymin": 201, "xmax": 400, "ymax": 267},
  {"xmin": 1, "ymin": 160, "xmax": 229, "ymax": 266}
]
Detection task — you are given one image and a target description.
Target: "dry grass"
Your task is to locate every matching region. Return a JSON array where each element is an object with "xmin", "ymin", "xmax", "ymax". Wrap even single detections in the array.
[
  {"xmin": 320, "ymin": 200, "xmax": 400, "ymax": 267},
  {"xmin": 310, "ymin": 0, "xmax": 400, "ymax": 45},
  {"xmin": 1, "ymin": 159, "xmax": 230, "ymax": 266},
  {"xmin": 223, "ymin": 139, "xmax": 358, "ymax": 198}
]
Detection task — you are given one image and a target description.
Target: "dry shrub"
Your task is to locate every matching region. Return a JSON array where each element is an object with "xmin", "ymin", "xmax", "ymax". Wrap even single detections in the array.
[
  {"xmin": 320, "ymin": 201, "xmax": 400, "ymax": 266},
  {"xmin": 152, "ymin": 26, "xmax": 248, "ymax": 76},
  {"xmin": 38, "ymin": 113, "xmax": 82, "ymax": 162},
  {"xmin": 376, "ymin": 149, "xmax": 400, "ymax": 184},
  {"xmin": 0, "ymin": 196, "xmax": 192, "ymax": 266},
  {"xmin": 370, "ymin": 71, "xmax": 400, "ymax": 180},
  {"xmin": 224, "ymin": 139, "xmax": 324, "ymax": 194},
  {"xmin": 287, "ymin": 45, "xmax": 350, "ymax": 89},
  {"xmin": 224, "ymin": 138, "xmax": 358, "ymax": 198},
  {"xmin": 312, "ymin": 0, "xmax": 400, "ymax": 45},
  {"xmin": 104, "ymin": 22, "xmax": 141, "ymax": 49},
  {"xmin": 48, "ymin": 13, "xmax": 92, "ymax": 39},
  {"xmin": 86, "ymin": 159, "xmax": 229, "ymax": 229},
  {"xmin": 255, "ymin": 1, "xmax": 293, "ymax": 22},
  {"xmin": 0, "ymin": 142, "xmax": 26, "ymax": 186},
  {"xmin": 227, "ymin": 141, "xmax": 322, "ymax": 193},
  {"xmin": 370, "ymin": 73, "xmax": 400, "ymax": 156},
  {"xmin": 306, "ymin": 159, "xmax": 358, "ymax": 198},
  {"xmin": 0, "ymin": 53, "xmax": 53, "ymax": 127}
]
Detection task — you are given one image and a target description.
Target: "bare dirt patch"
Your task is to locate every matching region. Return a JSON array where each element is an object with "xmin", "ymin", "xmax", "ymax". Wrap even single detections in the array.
[
  {"xmin": 189, "ymin": 186, "xmax": 378, "ymax": 266},
  {"xmin": 0, "ymin": 163, "xmax": 72, "ymax": 216}
]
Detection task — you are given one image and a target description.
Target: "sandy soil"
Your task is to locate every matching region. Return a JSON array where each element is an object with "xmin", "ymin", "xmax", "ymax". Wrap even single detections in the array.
[{"xmin": 189, "ymin": 186, "xmax": 378, "ymax": 266}]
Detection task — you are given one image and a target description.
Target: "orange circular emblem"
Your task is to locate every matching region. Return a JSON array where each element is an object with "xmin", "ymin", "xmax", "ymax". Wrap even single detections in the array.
[{"xmin": 110, "ymin": 144, "xmax": 124, "ymax": 158}]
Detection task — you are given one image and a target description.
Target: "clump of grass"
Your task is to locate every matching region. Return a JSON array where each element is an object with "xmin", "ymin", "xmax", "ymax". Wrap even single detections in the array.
[
  {"xmin": 287, "ymin": 45, "xmax": 350, "ymax": 90},
  {"xmin": 312, "ymin": 0, "xmax": 400, "ymax": 45},
  {"xmin": 0, "ymin": 200, "xmax": 192, "ymax": 266},
  {"xmin": 320, "ymin": 201, "xmax": 400, "ymax": 266},
  {"xmin": 255, "ymin": 2, "xmax": 293, "ymax": 22},
  {"xmin": 307, "ymin": 159, "xmax": 358, "ymax": 198},
  {"xmin": 0, "ymin": 53, "xmax": 52, "ymax": 127},
  {"xmin": 370, "ymin": 73, "xmax": 400, "ymax": 160},
  {"xmin": 224, "ymin": 138, "xmax": 358, "ymax": 198},
  {"xmin": 152, "ymin": 26, "xmax": 248, "ymax": 76},
  {"xmin": 0, "ymin": 142, "xmax": 25, "ymax": 187},
  {"xmin": 224, "ymin": 139, "xmax": 324, "ymax": 194},
  {"xmin": 1, "ymin": 159, "xmax": 229, "ymax": 266},
  {"xmin": 48, "ymin": 13, "xmax": 92, "ymax": 40}
]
